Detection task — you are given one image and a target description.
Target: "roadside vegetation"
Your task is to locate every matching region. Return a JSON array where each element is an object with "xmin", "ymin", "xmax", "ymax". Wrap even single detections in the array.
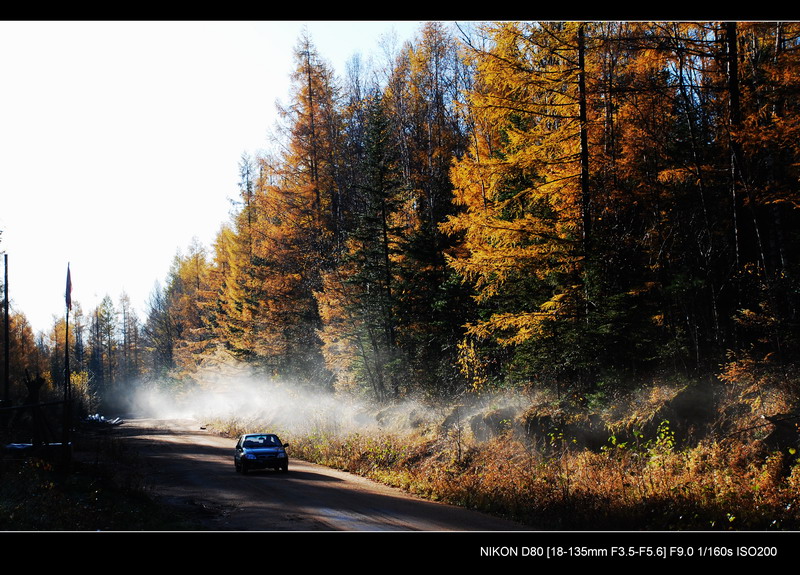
[
  {"xmin": 284, "ymin": 428, "xmax": 800, "ymax": 530},
  {"xmin": 210, "ymin": 363, "xmax": 800, "ymax": 531}
]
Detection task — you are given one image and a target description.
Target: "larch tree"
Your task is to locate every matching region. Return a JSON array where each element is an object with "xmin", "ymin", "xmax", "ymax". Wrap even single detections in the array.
[
  {"xmin": 215, "ymin": 30, "xmax": 345, "ymax": 383},
  {"xmin": 162, "ymin": 239, "xmax": 213, "ymax": 373},
  {"xmin": 381, "ymin": 21, "xmax": 473, "ymax": 394},
  {"xmin": 442, "ymin": 22, "xmax": 603, "ymax": 389},
  {"xmin": 6, "ymin": 312, "xmax": 44, "ymax": 400}
]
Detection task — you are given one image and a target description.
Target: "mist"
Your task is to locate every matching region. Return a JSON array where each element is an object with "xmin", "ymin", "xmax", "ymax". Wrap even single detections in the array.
[{"xmin": 118, "ymin": 362, "xmax": 533, "ymax": 444}]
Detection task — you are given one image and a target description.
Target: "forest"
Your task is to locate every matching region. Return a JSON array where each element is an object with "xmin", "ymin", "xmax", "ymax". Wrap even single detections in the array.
[
  {"xmin": 3, "ymin": 20, "xmax": 796, "ymax": 405},
  {"xmin": 1, "ymin": 21, "xmax": 800, "ymax": 528}
]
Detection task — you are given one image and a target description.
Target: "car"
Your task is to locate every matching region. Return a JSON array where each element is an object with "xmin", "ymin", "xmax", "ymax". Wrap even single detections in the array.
[{"xmin": 234, "ymin": 433, "xmax": 289, "ymax": 474}]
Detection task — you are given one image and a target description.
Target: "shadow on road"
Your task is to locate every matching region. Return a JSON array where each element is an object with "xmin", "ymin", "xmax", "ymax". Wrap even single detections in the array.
[{"xmin": 98, "ymin": 417, "xmax": 527, "ymax": 531}]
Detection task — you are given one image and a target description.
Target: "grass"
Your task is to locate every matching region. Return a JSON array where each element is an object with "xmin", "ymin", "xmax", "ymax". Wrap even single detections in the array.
[
  {"xmin": 205, "ymin": 367, "xmax": 800, "ymax": 531},
  {"xmin": 277, "ymin": 423, "xmax": 800, "ymax": 530}
]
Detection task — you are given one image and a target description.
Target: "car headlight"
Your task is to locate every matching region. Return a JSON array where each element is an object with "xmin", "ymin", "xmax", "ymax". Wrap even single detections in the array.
[{"xmin": 244, "ymin": 453, "xmax": 257, "ymax": 460}]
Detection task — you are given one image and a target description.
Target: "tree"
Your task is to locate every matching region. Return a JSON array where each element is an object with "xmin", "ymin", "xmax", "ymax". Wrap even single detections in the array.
[
  {"xmin": 273, "ymin": 28, "xmax": 345, "ymax": 257},
  {"xmin": 442, "ymin": 22, "xmax": 603, "ymax": 388},
  {"xmin": 87, "ymin": 295, "xmax": 117, "ymax": 404},
  {"xmin": 316, "ymin": 93, "xmax": 406, "ymax": 399},
  {"xmin": 142, "ymin": 282, "xmax": 174, "ymax": 378},
  {"xmin": 3, "ymin": 311, "xmax": 44, "ymax": 401},
  {"xmin": 163, "ymin": 239, "xmax": 214, "ymax": 372},
  {"xmin": 118, "ymin": 292, "xmax": 142, "ymax": 384},
  {"xmin": 381, "ymin": 21, "xmax": 473, "ymax": 394},
  {"xmin": 204, "ymin": 31, "xmax": 343, "ymax": 383}
]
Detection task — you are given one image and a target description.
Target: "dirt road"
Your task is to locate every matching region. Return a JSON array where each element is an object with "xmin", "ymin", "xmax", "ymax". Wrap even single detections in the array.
[{"xmin": 115, "ymin": 417, "xmax": 525, "ymax": 531}]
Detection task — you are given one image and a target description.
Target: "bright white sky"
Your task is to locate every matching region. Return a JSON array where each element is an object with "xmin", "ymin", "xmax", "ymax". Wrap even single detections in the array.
[{"xmin": 0, "ymin": 20, "xmax": 427, "ymax": 334}]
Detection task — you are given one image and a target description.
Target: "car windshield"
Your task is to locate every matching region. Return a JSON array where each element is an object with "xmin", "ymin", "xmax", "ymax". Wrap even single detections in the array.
[{"xmin": 243, "ymin": 435, "xmax": 281, "ymax": 448}]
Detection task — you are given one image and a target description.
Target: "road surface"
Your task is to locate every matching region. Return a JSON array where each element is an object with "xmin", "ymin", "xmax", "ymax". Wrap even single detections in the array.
[{"xmin": 113, "ymin": 417, "xmax": 526, "ymax": 531}]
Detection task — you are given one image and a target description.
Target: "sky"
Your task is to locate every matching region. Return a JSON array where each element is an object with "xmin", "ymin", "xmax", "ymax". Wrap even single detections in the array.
[{"xmin": 0, "ymin": 20, "xmax": 428, "ymax": 334}]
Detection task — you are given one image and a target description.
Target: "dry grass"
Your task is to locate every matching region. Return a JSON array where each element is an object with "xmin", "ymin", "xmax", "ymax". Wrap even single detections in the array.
[
  {"xmin": 275, "ymin": 364, "xmax": 800, "ymax": 531},
  {"xmin": 110, "ymin": 353, "xmax": 800, "ymax": 531},
  {"xmin": 286, "ymin": 425, "xmax": 800, "ymax": 530}
]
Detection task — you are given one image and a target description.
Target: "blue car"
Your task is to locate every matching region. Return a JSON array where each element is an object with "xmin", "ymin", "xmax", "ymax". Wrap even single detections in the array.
[{"xmin": 234, "ymin": 433, "xmax": 289, "ymax": 474}]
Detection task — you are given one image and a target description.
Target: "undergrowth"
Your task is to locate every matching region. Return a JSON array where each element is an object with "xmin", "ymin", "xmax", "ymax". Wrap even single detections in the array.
[
  {"xmin": 282, "ymin": 425, "xmax": 800, "ymax": 530},
  {"xmin": 211, "ymin": 363, "xmax": 800, "ymax": 531}
]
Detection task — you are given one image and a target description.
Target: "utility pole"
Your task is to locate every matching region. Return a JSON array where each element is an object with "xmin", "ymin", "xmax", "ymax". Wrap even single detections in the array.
[
  {"xmin": 65, "ymin": 263, "xmax": 71, "ymax": 405},
  {"xmin": 3, "ymin": 253, "xmax": 9, "ymax": 406}
]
